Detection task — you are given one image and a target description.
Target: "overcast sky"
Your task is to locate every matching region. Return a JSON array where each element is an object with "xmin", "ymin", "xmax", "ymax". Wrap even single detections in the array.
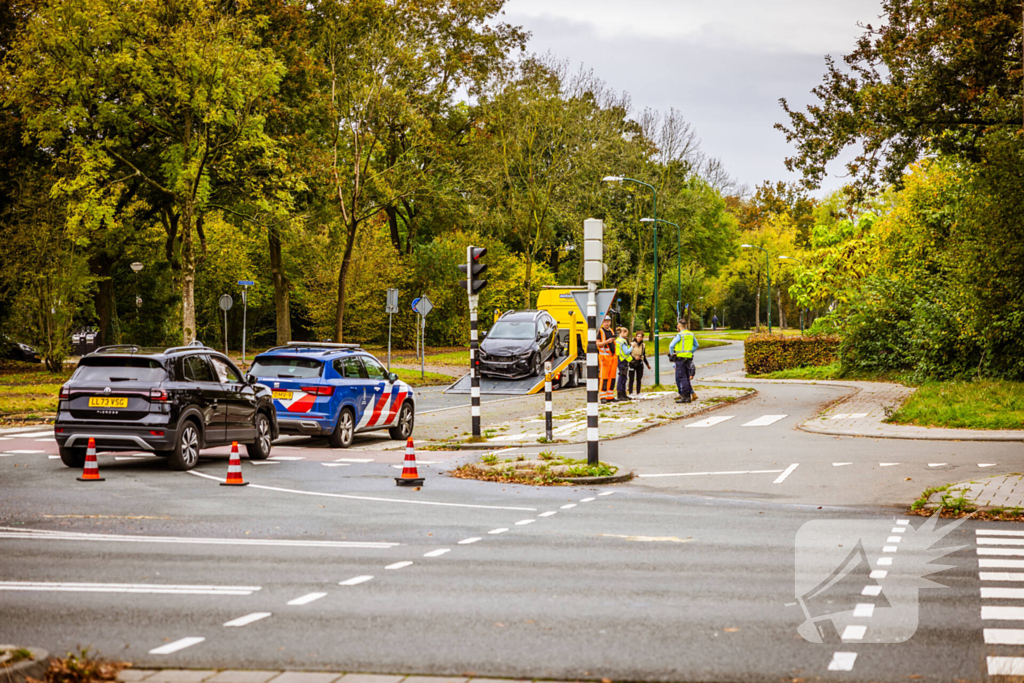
[{"xmin": 501, "ymin": 0, "xmax": 884, "ymax": 196}]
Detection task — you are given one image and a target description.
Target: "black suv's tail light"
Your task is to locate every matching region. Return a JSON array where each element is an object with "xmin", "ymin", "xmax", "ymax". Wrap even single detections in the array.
[
  {"xmin": 149, "ymin": 430, "xmax": 165, "ymax": 436},
  {"xmin": 301, "ymin": 386, "xmax": 334, "ymax": 396},
  {"xmin": 149, "ymin": 388, "xmax": 169, "ymax": 402},
  {"xmin": 59, "ymin": 385, "xmax": 69, "ymax": 399}
]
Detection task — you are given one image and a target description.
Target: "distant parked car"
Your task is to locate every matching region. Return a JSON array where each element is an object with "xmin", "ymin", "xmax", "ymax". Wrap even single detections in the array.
[
  {"xmin": 477, "ymin": 310, "xmax": 561, "ymax": 379},
  {"xmin": 55, "ymin": 344, "xmax": 278, "ymax": 471},
  {"xmin": 0, "ymin": 335, "xmax": 40, "ymax": 363}
]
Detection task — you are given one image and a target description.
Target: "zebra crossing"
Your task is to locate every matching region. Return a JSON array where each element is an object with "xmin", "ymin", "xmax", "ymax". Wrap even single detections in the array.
[
  {"xmin": 978, "ymin": 528, "xmax": 1024, "ymax": 676},
  {"xmin": 684, "ymin": 414, "xmax": 788, "ymax": 428}
]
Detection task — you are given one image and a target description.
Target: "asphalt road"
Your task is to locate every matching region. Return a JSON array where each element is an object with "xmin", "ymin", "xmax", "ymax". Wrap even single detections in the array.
[{"xmin": 0, "ymin": 368, "xmax": 1017, "ymax": 682}]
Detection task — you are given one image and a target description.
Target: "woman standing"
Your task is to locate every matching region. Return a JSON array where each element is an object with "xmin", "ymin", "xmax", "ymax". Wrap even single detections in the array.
[{"xmin": 627, "ymin": 331, "xmax": 651, "ymax": 396}]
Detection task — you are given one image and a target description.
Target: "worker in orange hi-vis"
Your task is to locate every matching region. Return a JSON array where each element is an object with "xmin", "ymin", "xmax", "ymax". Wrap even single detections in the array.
[{"xmin": 596, "ymin": 315, "xmax": 617, "ymax": 403}]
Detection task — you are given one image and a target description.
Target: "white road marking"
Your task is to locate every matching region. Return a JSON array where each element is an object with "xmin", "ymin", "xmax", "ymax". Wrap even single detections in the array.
[
  {"xmin": 580, "ymin": 497, "xmax": 596, "ymax": 502},
  {"xmin": 114, "ymin": 457, "xmax": 146, "ymax": 461},
  {"xmin": 982, "ymin": 606, "xmax": 1024, "ymax": 620},
  {"xmin": 887, "ymin": 536, "xmax": 902, "ymax": 543},
  {"xmin": 639, "ymin": 469, "xmax": 784, "ymax": 479},
  {"xmin": 827, "ymin": 652, "xmax": 857, "ymax": 672},
  {"xmin": 685, "ymin": 416, "xmax": 734, "ymax": 428},
  {"xmin": 598, "ymin": 491, "xmax": 615, "ymax": 496},
  {"xmin": 339, "ymin": 575, "xmax": 374, "ymax": 586},
  {"xmin": 0, "ymin": 581, "xmax": 259, "ymax": 596},
  {"xmin": 979, "ymin": 463, "xmax": 998, "ymax": 468},
  {"xmin": 0, "ymin": 527, "xmax": 396, "ymax": 549},
  {"xmin": 321, "ymin": 463, "xmax": 351, "ymax": 468},
  {"xmin": 877, "ymin": 557, "xmax": 893, "ymax": 566},
  {"xmin": 48, "ymin": 455, "xmax": 60, "ymax": 459},
  {"xmin": 928, "ymin": 463, "xmax": 948, "ymax": 467},
  {"xmin": 869, "ymin": 570, "xmax": 888, "ymax": 579},
  {"xmin": 34, "ymin": 438, "xmax": 55, "ymax": 442},
  {"xmin": 883, "ymin": 546, "xmax": 898, "ymax": 553},
  {"xmin": 989, "ymin": 658, "xmax": 1024, "ymax": 676},
  {"xmin": 250, "ymin": 462, "xmax": 280, "ymax": 465},
  {"xmin": 891, "ymin": 527, "xmax": 906, "ymax": 533},
  {"xmin": 423, "ymin": 548, "xmax": 450, "ymax": 557},
  {"xmin": 984, "ymin": 629, "xmax": 1024, "ymax": 645},
  {"xmin": 979, "ymin": 548, "xmax": 1024, "ymax": 557},
  {"xmin": 978, "ymin": 530, "xmax": 1024, "ymax": 537},
  {"xmin": 186, "ymin": 470, "xmax": 537, "ymax": 511},
  {"xmin": 14, "ymin": 431, "xmax": 55, "ymax": 438},
  {"xmin": 833, "ymin": 463, "xmax": 852, "ymax": 467},
  {"xmin": 538, "ymin": 511, "xmax": 558, "ymax": 517},
  {"xmin": 827, "ymin": 413, "xmax": 850, "ymax": 420},
  {"xmin": 385, "ymin": 561, "xmax": 413, "ymax": 570},
  {"xmin": 773, "ymin": 464, "xmax": 799, "ymax": 484},
  {"xmin": 488, "ymin": 528, "xmax": 508, "ymax": 534},
  {"xmin": 879, "ymin": 462, "xmax": 900, "ymax": 467},
  {"xmin": 287, "ymin": 592, "xmax": 326, "ymax": 605},
  {"xmin": 982, "ymin": 572, "xmax": 1024, "ymax": 581},
  {"xmin": 981, "ymin": 560, "xmax": 1024, "ymax": 569},
  {"xmin": 741, "ymin": 414, "xmax": 787, "ymax": 427},
  {"xmin": 561, "ymin": 503, "xmax": 577, "ymax": 509},
  {"xmin": 982, "ymin": 588, "xmax": 1024, "ymax": 599},
  {"xmin": 896, "ymin": 520, "xmax": 909, "ymax": 525},
  {"xmin": 149, "ymin": 637, "xmax": 204, "ymax": 655},
  {"xmin": 979, "ymin": 538, "xmax": 1024, "ymax": 546},
  {"xmin": 4, "ymin": 450, "xmax": 44, "ymax": 454},
  {"xmin": 853, "ymin": 604, "xmax": 875, "ymax": 618},
  {"xmin": 223, "ymin": 612, "xmax": 272, "ymax": 627},
  {"xmin": 515, "ymin": 519, "xmax": 535, "ymax": 526},
  {"xmin": 458, "ymin": 537, "xmax": 481, "ymax": 545},
  {"xmin": 269, "ymin": 456, "xmax": 304, "ymax": 461},
  {"xmin": 335, "ymin": 458, "xmax": 374, "ymax": 462},
  {"xmin": 841, "ymin": 625, "xmax": 866, "ymax": 641},
  {"xmin": 862, "ymin": 585, "xmax": 882, "ymax": 596}
]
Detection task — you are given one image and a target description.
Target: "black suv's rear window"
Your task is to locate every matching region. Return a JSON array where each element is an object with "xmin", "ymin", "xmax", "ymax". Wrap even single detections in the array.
[
  {"xmin": 251, "ymin": 357, "xmax": 324, "ymax": 379},
  {"xmin": 73, "ymin": 357, "xmax": 167, "ymax": 383}
]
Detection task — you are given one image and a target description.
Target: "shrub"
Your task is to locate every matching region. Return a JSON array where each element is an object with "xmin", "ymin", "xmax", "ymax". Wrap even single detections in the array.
[{"xmin": 744, "ymin": 334, "xmax": 840, "ymax": 374}]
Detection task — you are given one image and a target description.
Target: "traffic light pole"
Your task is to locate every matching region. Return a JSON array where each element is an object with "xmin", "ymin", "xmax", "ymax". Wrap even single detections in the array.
[{"xmin": 469, "ymin": 293, "xmax": 480, "ymax": 438}]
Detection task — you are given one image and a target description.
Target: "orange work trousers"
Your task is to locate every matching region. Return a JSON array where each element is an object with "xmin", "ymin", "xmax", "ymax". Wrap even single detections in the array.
[{"xmin": 599, "ymin": 353, "xmax": 617, "ymax": 400}]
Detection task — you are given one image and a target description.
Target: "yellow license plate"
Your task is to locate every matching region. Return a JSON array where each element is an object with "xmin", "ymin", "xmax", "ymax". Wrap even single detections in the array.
[
  {"xmin": 272, "ymin": 390, "xmax": 293, "ymax": 400},
  {"xmin": 88, "ymin": 397, "xmax": 128, "ymax": 408}
]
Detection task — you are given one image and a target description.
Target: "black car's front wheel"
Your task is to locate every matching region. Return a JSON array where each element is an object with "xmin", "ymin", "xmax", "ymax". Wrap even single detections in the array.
[
  {"xmin": 168, "ymin": 420, "xmax": 201, "ymax": 471},
  {"xmin": 328, "ymin": 408, "xmax": 355, "ymax": 449},
  {"xmin": 388, "ymin": 401, "xmax": 415, "ymax": 441},
  {"xmin": 530, "ymin": 353, "xmax": 542, "ymax": 377},
  {"xmin": 246, "ymin": 412, "xmax": 272, "ymax": 460},
  {"xmin": 58, "ymin": 444, "xmax": 85, "ymax": 469}
]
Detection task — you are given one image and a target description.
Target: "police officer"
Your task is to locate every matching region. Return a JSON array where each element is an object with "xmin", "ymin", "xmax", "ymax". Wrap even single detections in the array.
[
  {"xmin": 669, "ymin": 319, "xmax": 699, "ymax": 403},
  {"xmin": 615, "ymin": 327, "xmax": 632, "ymax": 401}
]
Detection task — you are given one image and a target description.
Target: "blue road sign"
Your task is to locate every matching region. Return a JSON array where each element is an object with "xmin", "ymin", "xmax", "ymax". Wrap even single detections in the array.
[
  {"xmin": 238, "ymin": 280, "xmax": 255, "ymax": 286},
  {"xmin": 411, "ymin": 297, "xmax": 421, "ymax": 313}
]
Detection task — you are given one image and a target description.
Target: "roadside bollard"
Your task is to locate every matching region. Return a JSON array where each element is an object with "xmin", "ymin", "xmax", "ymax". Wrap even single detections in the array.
[{"xmin": 544, "ymin": 361, "xmax": 553, "ymax": 442}]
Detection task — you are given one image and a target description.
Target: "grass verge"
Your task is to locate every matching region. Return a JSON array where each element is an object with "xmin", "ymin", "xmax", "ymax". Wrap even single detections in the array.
[
  {"xmin": 751, "ymin": 362, "xmax": 904, "ymax": 383},
  {"xmin": 888, "ymin": 380, "xmax": 1024, "ymax": 431},
  {"xmin": 388, "ymin": 367, "xmax": 455, "ymax": 387}
]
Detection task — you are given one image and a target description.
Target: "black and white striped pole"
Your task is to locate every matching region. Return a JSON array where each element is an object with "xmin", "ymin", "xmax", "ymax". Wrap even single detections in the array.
[
  {"xmin": 583, "ymin": 219, "xmax": 604, "ymax": 466},
  {"xmin": 544, "ymin": 360, "xmax": 553, "ymax": 442},
  {"xmin": 459, "ymin": 245, "xmax": 488, "ymax": 439}
]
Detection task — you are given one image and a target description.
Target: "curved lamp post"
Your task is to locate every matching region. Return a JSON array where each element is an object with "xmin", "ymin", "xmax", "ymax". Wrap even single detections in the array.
[
  {"xmin": 779, "ymin": 255, "xmax": 806, "ymax": 334},
  {"xmin": 604, "ymin": 175, "xmax": 661, "ymax": 381},
  {"xmin": 741, "ymin": 244, "xmax": 771, "ymax": 333}
]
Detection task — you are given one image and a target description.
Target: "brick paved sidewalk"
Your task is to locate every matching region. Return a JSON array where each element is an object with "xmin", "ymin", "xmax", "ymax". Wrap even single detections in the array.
[
  {"xmin": 924, "ymin": 474, "xmax": 1024, "ymax": 510},
  {"xmin": 119, "ymin": 670, "xmax": 570, "ymax": 683},
  {"xmin": 703, "ymin": 370, "xmax": 1024, "ymax": 443}
]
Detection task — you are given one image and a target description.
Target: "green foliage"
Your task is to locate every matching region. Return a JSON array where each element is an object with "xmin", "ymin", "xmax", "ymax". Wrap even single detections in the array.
[
  {"xmin": 744, "ymin": 334, "xmax": 840, "ymax": 375},
  {"xmin": 889, "ymin": 380, "xmax": 1024, "ymax": 430}
]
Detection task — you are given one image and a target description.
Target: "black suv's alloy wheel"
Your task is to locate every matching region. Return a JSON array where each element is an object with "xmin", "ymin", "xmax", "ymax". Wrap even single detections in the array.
[
  {"xmin": 169, "ymin": 422, "xmax": 201, "ymax": 471},
  {"xmin": 246, "ymin": 412, "xmax": 272, "ymax": 460}
]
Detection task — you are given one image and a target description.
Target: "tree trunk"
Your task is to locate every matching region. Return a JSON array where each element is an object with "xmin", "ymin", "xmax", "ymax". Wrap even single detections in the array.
[
  {"xmin": 523, "ymin": 253, "xmax": 533, "ymax": 309},
  {"xmin": 385, "ymin": 205, "xmax": 402, "ymax": 252},
  {"xmin": 180, "ymin": 201, "xmax": 197, "ymax": 344},
  {"xmin": 90, "ymin": 256, "xmax": 115, "ymax": 346},
  {"xmin": 778, "ymin": 289, "xmax": 787, "ymax": 330},
  {"xmin": 268, "ymin": 225, "xmax": 291, "ymax": 344},
  {"xmin": 334, "ymin": 221, "xmax": 358, "ymax": 342}
]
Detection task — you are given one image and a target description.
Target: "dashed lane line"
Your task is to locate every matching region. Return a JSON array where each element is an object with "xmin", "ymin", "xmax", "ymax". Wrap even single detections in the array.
[
  {"xmin": 186, "ymin": 470, "xmax": 537, "ymax": 511},
  {"xmin": 423, "ymin": 548, "xmax": 450, "ymax": 557},
  {"xmin": 538, "ymin": 511, "xmax": 558, "ymax": 517},
  {"xmin": 287, "ymin": 592, "xmax": 326, "ymax": 606},
  {"xmin": 385, "ymin": 561, "xmax": 413, "ymax": 570},
  {"xmin": 560, "ymin": 503, "xmax": 577, "ymax": 509},
  {"xmin": 638, "ymin": 469, "xmax": 784, "ymax": 479},
  {"xmin": 741, "ymin": 414, "xmax": 787, "ymax": 427},
  {"xmin": 223, "ymin": 612, "xmax": 271, "ymax": 627},
  {"xmin": 514, "ymin": 519, "xmax": 535, "ymax": 526},
  {"xmin": 827, "ymin": 652, "xmax": 857, "ymax": 671},
  {"xmin": 598, "ymin": 491, "xmax": 615, "ymax": 496},
  {"xmin": 488, "ymin": 528, "xmax": 508, "ymax": 534},
  {"xmin": 339, "ymin": 575, "xmax": 374, "ymax": 586},
  {"xmin": 457, "ymin": 537, "xmax": 482, "ymax": 544},
  {"xmin": 580, "ymin": 497, "xmax": 596, "ymax": 503},
  {"xmin": 0, "ymin": 527, "xmax": 396, "ymax": 549},
  {"xmin": 685, "ymin": 416, "xmax": 734, "ymax": 429},
  {"xmin": 773, "ymin": 463, "xmax": 799, "ymax": 484},
  {"xmin": 149, "ymin": 637, "xmax": 204, "ymax": 655},
  {"xmin": 0, "ymin": 581, "xmax": 259, "ymax": 596}
]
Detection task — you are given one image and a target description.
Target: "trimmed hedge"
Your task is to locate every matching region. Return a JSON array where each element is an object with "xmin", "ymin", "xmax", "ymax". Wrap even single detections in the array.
[{"xmin": 744, "ymin": 334, "xmax": 841, "ymax": 375}]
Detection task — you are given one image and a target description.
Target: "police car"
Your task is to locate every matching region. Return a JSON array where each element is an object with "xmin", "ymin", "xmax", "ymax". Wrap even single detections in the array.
[{"xmin": 248, "ymin": 343, "xmax": 415, "ymax": 448}]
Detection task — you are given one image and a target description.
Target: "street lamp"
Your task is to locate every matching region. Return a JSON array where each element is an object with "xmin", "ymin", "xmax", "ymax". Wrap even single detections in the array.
[
  {"xmin": 130, "ymin": 262, "xmax": 144, "ymax": 310},
  {"xmin": 779, "ymin": 255, "xmax": 806, "ymax": 334},
  {"xmin": 605, "ymin": 175, "xmax": 661, "ymax": 381},
  {"xmin": 740, "ymin": 244, "xmax": 771, "ymax": 333},
  {"xmin": 640, "ymin": 217, "xmax": 682, "ymax": 321}
]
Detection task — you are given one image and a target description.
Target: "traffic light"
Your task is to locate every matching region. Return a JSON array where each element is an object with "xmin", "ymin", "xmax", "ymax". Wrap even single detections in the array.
[{"xmin": 458, "ymin": 245, "xmax": 488, "ymax": 295}]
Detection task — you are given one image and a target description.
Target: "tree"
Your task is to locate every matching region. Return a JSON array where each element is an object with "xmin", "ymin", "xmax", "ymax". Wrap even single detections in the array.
[{"xmin": 7, "ymin": 0, "xmax": 286, "ymax": 343}]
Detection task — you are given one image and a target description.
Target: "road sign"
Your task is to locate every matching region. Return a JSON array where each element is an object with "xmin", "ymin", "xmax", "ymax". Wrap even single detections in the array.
[
  {"xmin": 411, "ymin": 297, "xmax": 421, "ymax": 313},
  {"xmin": 571, "ymin": 289, "xmax": 617, "ymax": 321},
  {"xmin": 218, "ymin": 295, "xmax": 233, "ymax": 311},
  {"xmin": 237, "ymin": 280, "xmax": 255, "ymax": 286},
  {"xmin": 386, "ymin": 288, "xmax": 399, "ymax": 314},
  {"xmin": 414, "ymin": 295, "xmax": 433, "ymax": 317}
]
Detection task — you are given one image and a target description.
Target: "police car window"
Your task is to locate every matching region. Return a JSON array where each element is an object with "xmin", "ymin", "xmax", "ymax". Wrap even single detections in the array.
[
  {"xmin": 250, "ymin": 357, "xmax": 323, "ymax": 379},
  {"xmin": 210, "ymin": 356, "xmax": 242, "ymax": 383},
  {"xmin": 334, "ymin": 356, "xmax": 366, "ymax": 379},
  {"xmin": 184, "ymin": 355, "xmax": 215, "ymax": 382},
  {"xmin": 362, "ymin": 356, "xmax": 388, "ymax": 380}
]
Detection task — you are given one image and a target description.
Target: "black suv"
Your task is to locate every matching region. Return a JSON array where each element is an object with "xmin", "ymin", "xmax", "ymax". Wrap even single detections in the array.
[
  {"xmin": 478, "ymin": 310, "xmax": 561, "ymax": 379},
  {"xmin": 55, "ymin": 344, "xmax": 278, "ymax": 471}
]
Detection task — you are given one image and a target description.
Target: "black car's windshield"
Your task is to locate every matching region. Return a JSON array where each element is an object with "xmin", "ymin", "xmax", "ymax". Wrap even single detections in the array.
[
  {"xmin": 73, "ymin": 357, "xmax": 167, "ymax": 383},
  {"xmin": 488, "ymin": 321, "xmax": 536, "ymax": 340},
  {"xmin": 250, "ymin": 357, "xmax": 324, "ymax": 379}
]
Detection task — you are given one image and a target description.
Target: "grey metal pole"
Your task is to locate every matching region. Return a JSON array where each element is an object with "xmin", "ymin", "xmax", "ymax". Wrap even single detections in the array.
[
  {"xmin": 387, "ymin": 309, "xmax": 393, "ymax": 371},
  {"xmin": 224, "ymin": 308, "xmax": 228, "ymax": 356},
  {"xmin": 241, "ymin": 287, "xmax": 248, "ymax": 366},
  {"xmin": 586, "ymin": 282, "xmax": 599, "ymax": 465},
  {"xmin": 544, "ymin": 361, "xmax": 553, "ymax": 442},
  {"xmin": 421, "ymin": 314, "xmax": 425, "ymax": 380}
]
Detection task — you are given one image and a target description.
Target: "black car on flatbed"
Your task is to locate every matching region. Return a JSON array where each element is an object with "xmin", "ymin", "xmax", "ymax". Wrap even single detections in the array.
[{"xmin": 55, "ymin": 344, "xmax": 278, "ymax": 471}]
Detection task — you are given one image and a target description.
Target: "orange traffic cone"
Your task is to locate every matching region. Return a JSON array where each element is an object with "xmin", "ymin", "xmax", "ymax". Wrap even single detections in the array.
[
  {"xmin": 77, "ymin": 437, "xmax": 104, "ymax": 482},
  {"xmin": 394, "ymin": 438, "xmax": 424, "ymax": 487},
  {"xmin": 220, "ymin": 441, "xmax": 248, "ymax": 487}
]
